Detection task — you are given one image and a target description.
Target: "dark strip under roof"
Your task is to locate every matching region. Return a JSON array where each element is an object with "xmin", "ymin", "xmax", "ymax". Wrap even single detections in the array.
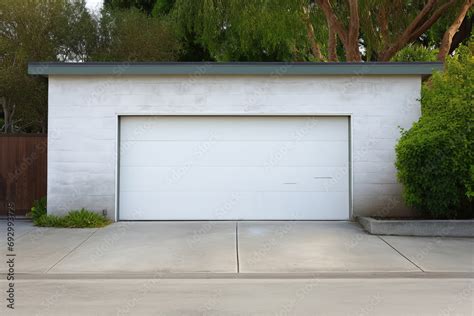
[{"xmin": 28, "ymin": 62, "xmax": 443, "ymax": 76}]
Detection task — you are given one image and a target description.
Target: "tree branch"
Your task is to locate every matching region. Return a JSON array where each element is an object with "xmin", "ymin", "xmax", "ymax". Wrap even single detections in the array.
[
  {"xmin": 302, "ymin": 5, "xmax": 325, "ymax": 61},
  {"xmin": 327, "ymin": 20, "xmax": 338, "ymax": 61},
  {"xmin": 438, "ymin": 0, "xmax": 473, "ymax": 61},
  {"xmin": 377, "ymin": 6, "xmax": 389, "ymax": 47},
  {"xmin": 449, "ymin": 15, "xmax": 473, "ymax": 54},
  {"xmin": 408, "ymin": 0, "xmax": 457, "ymax": 43},
  {"xmin": 347, "ymin": 0, "xmax": 361, "ymax": 61},
  {"xmin": 379, "ymin": 0, "xmax": 457, "ymax": 61},
  {"xmin": 402, "ymin": 0, "xmax": 438, "ymax": 40},
  {"xmin": 316, "ymin": 0, "xmax": 348, "ymax": 45},
  {"xmin": 317, "ymin": 0, "xmax": 361, "ymax": 61}
]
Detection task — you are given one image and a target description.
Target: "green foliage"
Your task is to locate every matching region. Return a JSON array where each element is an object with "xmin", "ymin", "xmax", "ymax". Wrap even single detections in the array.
[
  {"xmin": 0, "ymin": 0, "xmax": 96, "ymax": 133},
  {"xmin": 391, "ymin": 44, "xmax": 438, "ymax": 62},
  {"xmin": 395, "ymin": 44, "xmax": 474, "ymax": 219},
  {"xmin": 29, "ymin": 197, "xmax": 47, "ymax": 221},
  {"xmin": 104, "ymin": 0, "xmax": 158, "ymax": 15},
  {"xmin": 359, "ymin": 0, "xmax": 468, "ymax": 61},
  {"xmin": 92, "ymin": 8, "xmax": 180, "ymax": 61},
  {"xmin": 34, "ymin": 208, "xmax": 112, "ymax": 228},
  {"xmin": 35, "ymin": 214, "xmax": 65, "ymax": 227},
  {"xmin": 170, "ymin": 0, "xmax": 317, "ymax": 61},
  {"xmin": 152, "ymin": 0, "xmax": 175, "ymax": 16},
  {"xmin": 467, "ymin": 165, "xmax": 474, "ymax": 199},
  {"xmin": 424, "ymin": 2, "xmax": 473, "ymax": 52},
  {"xmin": 167, "ymin": 0, "xmax": 468, "ymax": 62},
  {"xmin": 30, "ymin": 197, "xmax": 111, "ymax": 228},
  {"xmin": 61, "ymin": 209, "xmax": 112, "ymax": 228}
]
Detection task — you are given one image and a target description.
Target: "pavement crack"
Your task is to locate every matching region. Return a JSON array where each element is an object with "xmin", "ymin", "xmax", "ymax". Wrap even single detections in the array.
[
  {"xmin": 46, "ymin": 229, "xmax": 99, "ymax": 274},
  {"xmin": 377, "ymin": 235, "xmax": 425, "ymax": 272},
  {"xmin": 236, "ymin": 221, "xmax": 240, "ymax": 273}
]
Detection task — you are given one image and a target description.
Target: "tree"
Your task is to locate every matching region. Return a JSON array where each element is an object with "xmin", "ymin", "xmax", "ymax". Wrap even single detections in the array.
[
  {"xmin": 0, "ymin": 0, "xmax": 96, "ymax": 133},
  {"xmin": 358, "ymin": 0, "xmax": 472, "ymax": 61},
  {"xmin": 170, "ymin": 0, "xmax": 322, "ymax": 61},
  {"xmin": 316, "ymin": 0, "xmax": 361, "ymax": 61},
  {"xmin": 92, "ymin": 8, "xmax": 180, "ymax": 61},
  {"xmin": 103, "ymin": 0, "xmax": 158, "ymax": 15},
  {"xmin": 166, "ymin": 0, "xmax": 472, "ymax": 62},
  {"xmin": 438, "ymin": 0, "xmax": 473, "ymax": 60}
]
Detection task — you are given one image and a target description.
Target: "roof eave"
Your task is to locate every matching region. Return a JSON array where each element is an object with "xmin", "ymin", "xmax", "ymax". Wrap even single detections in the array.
[{"xmin": 28, "ymin": 62, "xmax": 444, "ymax": 76}]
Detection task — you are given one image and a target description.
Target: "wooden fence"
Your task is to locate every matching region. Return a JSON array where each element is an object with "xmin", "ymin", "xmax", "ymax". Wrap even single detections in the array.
[{"xmin": 0, "ymin": 135, "xmax": 47, "ymax": 216}]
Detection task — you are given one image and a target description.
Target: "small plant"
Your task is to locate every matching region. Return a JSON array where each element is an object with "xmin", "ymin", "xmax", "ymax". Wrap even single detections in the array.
[
  {"xmin": 29, "ymin": 197, "xmax": 47, "ymax": 221},
  {"xmin": 61, "ymin": 209, "xmax": 111, "ymax": 228},
  {"xmin": 30, "ymin": 199, "xmax": 111, "ymax": 228},
  {"xmin": 34, "ymin": 214, "xmax": 65, "ymax": 227}
]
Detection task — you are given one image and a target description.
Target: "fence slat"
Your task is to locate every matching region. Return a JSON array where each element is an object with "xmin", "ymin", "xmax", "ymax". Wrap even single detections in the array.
[{"xmin": 0, "ymin": 135, "xmax": 47, "ymax": 216}]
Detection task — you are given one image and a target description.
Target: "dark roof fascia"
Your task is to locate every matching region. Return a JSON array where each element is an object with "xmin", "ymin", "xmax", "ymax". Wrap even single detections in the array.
[{"xmin": 28, "ymin": 62, "xmax": 444, "ymax": 76}]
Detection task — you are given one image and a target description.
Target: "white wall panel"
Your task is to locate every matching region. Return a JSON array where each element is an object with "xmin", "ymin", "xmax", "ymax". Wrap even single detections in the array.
[{"xmin": 46, "ymin": 75, "xmax": 422, "ymax": 219}]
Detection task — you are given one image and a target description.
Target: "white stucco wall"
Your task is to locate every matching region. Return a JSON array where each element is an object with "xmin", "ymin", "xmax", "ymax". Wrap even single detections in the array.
[{"xmin": 47, "ymin": 74, "xmax": 422, "ymax": 220}]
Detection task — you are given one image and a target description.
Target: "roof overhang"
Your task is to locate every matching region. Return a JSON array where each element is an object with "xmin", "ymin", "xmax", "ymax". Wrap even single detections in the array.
[{"xmin": 28, "ymin": 62, "xmax": 443, "ymax": 76}]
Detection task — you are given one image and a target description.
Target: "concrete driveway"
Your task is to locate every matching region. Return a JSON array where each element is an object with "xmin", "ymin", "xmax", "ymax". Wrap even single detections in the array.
[{"xmin": 1, "ymin": 220, "xmax": 472, "ymax": 275}]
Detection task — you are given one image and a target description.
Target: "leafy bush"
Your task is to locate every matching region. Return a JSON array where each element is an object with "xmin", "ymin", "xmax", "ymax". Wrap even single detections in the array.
[
  {"xmin": 29, "ymin": 197, "xmax": 47, "ymax": 221},
  {"xmin": 395, "ymin": 44, "xmax": 473, "ymax": 219},
  {"xmin": 391, "ymin": 44, "xmax": 438, "ymax": 62},
  {"xmin": 61, "ymin": 209, "xmax": 111, "ymax": 228},
  {"xmin": 32, "ymin": 204, "xmax": 111, "ymax": 228},
  {"xmin": 34, "ymin": 214, "xmax": 65, "ymax": 227}
]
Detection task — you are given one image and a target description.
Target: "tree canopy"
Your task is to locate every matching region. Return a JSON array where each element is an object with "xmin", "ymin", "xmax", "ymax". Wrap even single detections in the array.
[
  {"xmin": 0, "ymin": 0, "xmax": 97, "ymax": 132},
  {"xmin": 0, "ymin": 0, "xmax": 472, "ymax": 132},
  {"xmin": 168, "ymin": 0, "xmax": 472, "ymax": 62}
]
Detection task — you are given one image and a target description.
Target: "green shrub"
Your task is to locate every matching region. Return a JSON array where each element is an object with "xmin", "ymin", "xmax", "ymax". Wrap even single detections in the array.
[
  {"xmin": 29, "ymin": 197, "xmax": 47, "ymax": 221},
  {"xmin": 32, "ymin": 203, "xmax": 111, "ymax": 228},
  {"xmin": 391, "ymin": 44, "xmax": 438, "ymax": 62},
  {"xmin": 395, "ymin": 44, "xmax": 473, "ymax": 219},
  {"xmin": 35, "ymin": 214, "xmax": 65, "ymax": 227},
  {"xmin": 61, "ymin": 209, "xmax": 111, "ymax": 228}
]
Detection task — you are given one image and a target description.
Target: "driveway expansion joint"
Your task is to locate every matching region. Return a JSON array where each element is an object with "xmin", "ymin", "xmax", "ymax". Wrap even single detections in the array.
[
  {"xmin": 236, "ymin": 221, "xmax": 240, "ymax": 273},
  {"xmin": 45, "ymin": 228, "xmax": 99, "ymax": 273},
  {"xmin": 377, "ymin": 235, "xmax": 425, "ymax": 272},
  {"xmin": 5, "ymin": 271, "xmax": 474, "ymax": 280}
]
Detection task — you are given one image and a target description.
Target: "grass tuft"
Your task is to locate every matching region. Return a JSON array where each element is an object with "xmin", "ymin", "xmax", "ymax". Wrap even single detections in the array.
[{"xmin": 34, "ymin": 208, "xmax": 111, "ymax": 228}]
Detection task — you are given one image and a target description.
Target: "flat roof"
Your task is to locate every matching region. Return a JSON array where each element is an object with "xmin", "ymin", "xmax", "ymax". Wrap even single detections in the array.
[{"xmin": 28, "ymin": 62, "xmax": 443, "ymax": 76}]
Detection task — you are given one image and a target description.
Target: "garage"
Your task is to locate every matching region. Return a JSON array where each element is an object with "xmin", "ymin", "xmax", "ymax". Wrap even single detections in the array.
[
  {"xmin": 29, "ymin": 62, "xmax": 442, "ymax": 220},
  {"xmin": 119, "ymin": 116, "xmax": 350, "ymax": 220}
]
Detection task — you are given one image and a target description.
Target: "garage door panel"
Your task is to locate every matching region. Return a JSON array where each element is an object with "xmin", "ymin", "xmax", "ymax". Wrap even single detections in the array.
[
  {"xmin": 120, "ymin": 141, "xmax": 348, "ymax": 167},
  {"xmin": 120, "ymin": 166, "xmax": 349, "ymax": 192},
  {"xmin": 119, "ymin": 116, "xmax": 350, "ymax": 220},
  {"xmin": 121, "ymin": 116, "xmax": 348, "ymax": 141},
  {"xmin": 119, "ymin": 191, "xmax": 349, "ymax": 220}
]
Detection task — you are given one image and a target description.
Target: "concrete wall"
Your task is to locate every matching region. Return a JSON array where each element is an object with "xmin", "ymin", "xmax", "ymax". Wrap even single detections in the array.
[{"xmin": 47, "ymin": 74, "xmax": 422, "ymax": 220}]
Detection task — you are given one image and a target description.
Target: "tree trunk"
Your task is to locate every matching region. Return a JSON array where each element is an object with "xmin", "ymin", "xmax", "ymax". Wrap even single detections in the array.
[
  {"xmin": 449, "ymin": 15, "xmax": 473, "ymax": 54},
  {"xmin": 303, "ymin": 6, "xmax": 325, "ymax": 61},
  {"xmin": 328, "ymin": 22, "xmax": 338, "ymax": 61},
  {"xmin": 347, "ymin": 0, "xmax": 361, "ymax": 61},
  {"xmin": 317, "ymin": 0, "xmax": 361, "ymax": 61},
  {"xmin": 438, "ymin": 0, "xmax": 473, "ymax": 61},
  {"xmin": 1, "ymin": 97, "xmax": 15, "ymax": 133},
  {"xmin": 379, "ymin": 0, "xmax": 456, "ymax": 61}
]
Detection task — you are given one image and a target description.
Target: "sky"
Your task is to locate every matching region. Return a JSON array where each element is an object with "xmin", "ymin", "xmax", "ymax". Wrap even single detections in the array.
[{"xmin": 85, "ymin": 0, "xmax": 103, "ymax": 12}]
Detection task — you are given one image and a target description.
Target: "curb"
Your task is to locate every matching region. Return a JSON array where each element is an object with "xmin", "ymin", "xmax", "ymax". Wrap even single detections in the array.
[
  {"xmin": 358, "ymin": 217, "xmax": 474, "ymax": 237},
  {"xmin": 2, "ymin": 272, "xmax": 473, "ymax": 280}
]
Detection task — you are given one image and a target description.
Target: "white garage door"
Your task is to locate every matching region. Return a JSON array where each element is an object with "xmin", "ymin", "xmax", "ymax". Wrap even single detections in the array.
[{"xmin": 119, "ymin": 116, "xmax": 350, "ymax": 220}]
